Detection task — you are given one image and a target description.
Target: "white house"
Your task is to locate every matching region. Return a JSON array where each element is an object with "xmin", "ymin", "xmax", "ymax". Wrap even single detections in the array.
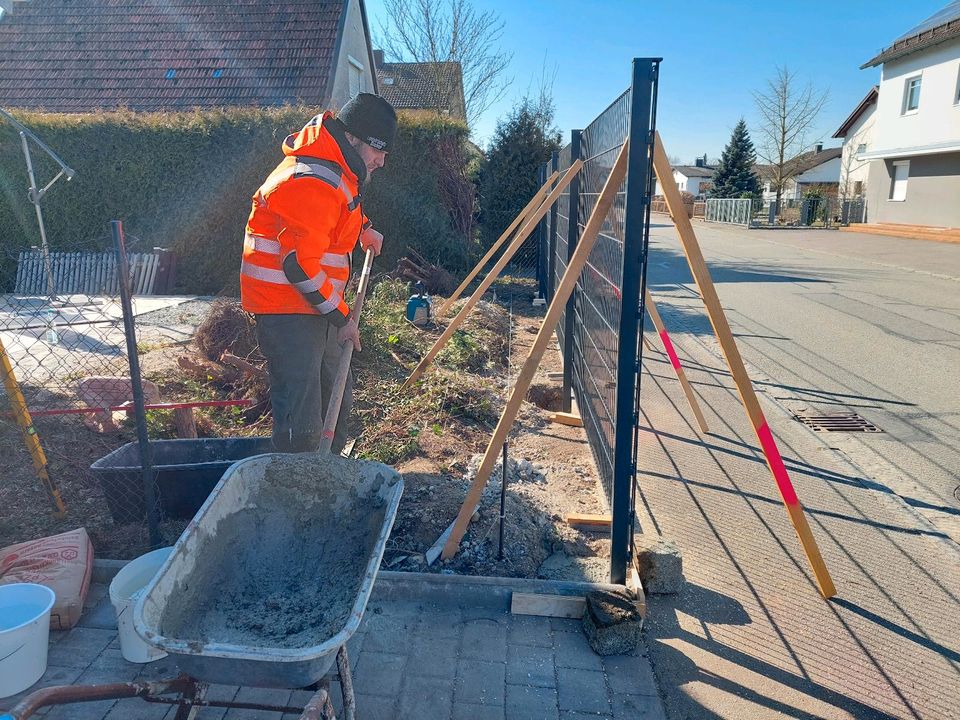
[
  {"xmin": 757, "ymin": 145, "xmax": 842, "ymax": 201},
  {"xmin": 858, "ymin": 1, "xmax": 960, "ymax": 228},
  {"xmin": 832, "ymin": 86, "xmax": 878, "ymax": 200},
  {"xmin": 654, "ymin": 157, "xmax": 715, "ymax": 197}
]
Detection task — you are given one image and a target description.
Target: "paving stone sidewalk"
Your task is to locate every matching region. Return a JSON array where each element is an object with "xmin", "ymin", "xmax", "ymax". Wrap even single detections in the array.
[
  {"xmin": 633, "ymin": 278, "xmax": 960, "ymax": 719},
  {"xmin": 1, "ymin": 576, "xmax": 667, "ymax": 719}
]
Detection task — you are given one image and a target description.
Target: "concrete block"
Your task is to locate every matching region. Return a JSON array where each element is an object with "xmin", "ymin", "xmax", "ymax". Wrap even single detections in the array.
[
  {"xmin": 582, "ymin": 589, "xmax": 642, "ymax": 656},
  {"xmin": 634, "ymin": 536, "xmax": 684, "ymax": 594}
]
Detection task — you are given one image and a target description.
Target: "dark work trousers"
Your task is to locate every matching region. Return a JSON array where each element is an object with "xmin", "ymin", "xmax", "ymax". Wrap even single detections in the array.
[{"xmin": 255, "ymin": 313, "xmax": 353, "ymax": 454}]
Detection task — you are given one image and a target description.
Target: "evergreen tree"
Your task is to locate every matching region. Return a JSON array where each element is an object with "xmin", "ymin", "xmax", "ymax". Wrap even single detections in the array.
[
  {"xmin": 480, "ymin": 98, "xmax": 561, "ymax": 250},
  {"xmin": 710, "ymin": 119, "xmax": 761, "ymax": 198}
]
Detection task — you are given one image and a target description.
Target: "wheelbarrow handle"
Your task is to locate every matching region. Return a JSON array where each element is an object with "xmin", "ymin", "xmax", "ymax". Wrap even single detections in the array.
[{"xmin": 318, "ymin": 247, "xmax": 375, "ymax": 454}]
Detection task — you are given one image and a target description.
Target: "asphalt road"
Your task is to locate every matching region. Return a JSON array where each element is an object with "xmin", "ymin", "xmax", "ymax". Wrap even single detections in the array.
[{"xmin": 646, "ymin": 221, "xmax": 960, "ymax": 542}]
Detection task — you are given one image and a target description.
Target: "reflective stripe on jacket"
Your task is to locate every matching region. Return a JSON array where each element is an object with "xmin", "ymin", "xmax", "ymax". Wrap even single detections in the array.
[{"xmin": 240, "ymin": 112, "xmax": 370, "ymax": 324}]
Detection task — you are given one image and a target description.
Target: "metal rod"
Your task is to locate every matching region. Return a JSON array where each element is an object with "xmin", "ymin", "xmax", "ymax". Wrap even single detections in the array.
[
  {"xmin": 498, "ymin": 439, "xmax": 507, "ymax": 560},
  {"xmin": 112, "ymin": 220, "xmax": 161, "ymax": 548},
  {"xmin": 19, "ymin": 132, "xmax": 56, "ymax": 300},
  {"xmin": 562, "ymin": 130, "xmax": 582, "ymax": 414},
  {"xmin": 5, "ymin": 676, "xmax": 193, "ymax": 719},
  {"xmin": 337, "ymin": 644, "xmax": 355, "ymax": 720},
  {"xmin": 4, "ymin": 399, "xmax": 252, "ymax": 419}
]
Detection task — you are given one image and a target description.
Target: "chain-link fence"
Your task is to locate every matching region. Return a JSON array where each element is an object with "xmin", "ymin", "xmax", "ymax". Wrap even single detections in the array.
[
  {"xmin": 0, "ymin": 212, "xmax": 231, "ymax": 557},
  {"xmin": 539, "ymin": 59, "xmax": 660, "ymax": 583}
]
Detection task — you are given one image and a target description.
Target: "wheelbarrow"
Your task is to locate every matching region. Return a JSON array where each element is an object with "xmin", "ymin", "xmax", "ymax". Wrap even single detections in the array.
[{"xmin": 3, "ymin": 452, "xmax": 403, "ymax": 720}]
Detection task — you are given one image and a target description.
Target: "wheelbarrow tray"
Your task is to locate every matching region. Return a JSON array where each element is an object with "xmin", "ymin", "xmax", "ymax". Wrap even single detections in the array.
[{"xmin": 133, "ymin": 452, "xmax": 403, "ymax": 688}]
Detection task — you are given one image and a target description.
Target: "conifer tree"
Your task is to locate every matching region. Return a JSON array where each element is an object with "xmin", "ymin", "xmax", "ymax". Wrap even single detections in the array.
[{"xmin": 710, "ymin": 119, "xmax": 761, "ymax": 198}]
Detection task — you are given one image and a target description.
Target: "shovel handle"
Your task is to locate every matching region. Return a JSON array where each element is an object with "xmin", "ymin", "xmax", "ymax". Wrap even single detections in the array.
[{"xmin": 318, "ymin": 247, "xmax": 375, "ymax": 453}]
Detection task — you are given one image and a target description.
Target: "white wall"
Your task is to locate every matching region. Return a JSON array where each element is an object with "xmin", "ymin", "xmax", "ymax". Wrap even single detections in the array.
[
  {"xmin": 870, "ymin": 37, "xmax": 960, "ymax": 157},
  {"xmin": 330, "ymin": 0, "xmax": 376, "ymax": 109},
  {"xmin": 839, "ymin": 104, "xmax": 876, "ymax": 197},
  {"xmin": 794, "ymin": 156, "xmax": 841, "ymax": 184}
]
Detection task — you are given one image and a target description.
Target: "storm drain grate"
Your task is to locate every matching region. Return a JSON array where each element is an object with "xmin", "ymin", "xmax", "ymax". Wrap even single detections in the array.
[{"xmin": 793, "ymin": 410, "xmax": 882, "ymax": 433}]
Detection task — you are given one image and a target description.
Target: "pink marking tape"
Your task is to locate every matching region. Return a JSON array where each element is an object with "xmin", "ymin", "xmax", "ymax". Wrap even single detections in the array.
[
  {"xmin": 658, "ymin": 329, "xmax": 683, "ymax": 371},
  {"xmin": 756, "ymin": 419, "xmax": 799, "ymax": 506}
]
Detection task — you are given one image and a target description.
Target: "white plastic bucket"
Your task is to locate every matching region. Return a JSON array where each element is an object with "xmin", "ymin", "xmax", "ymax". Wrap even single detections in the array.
[
  {"xmin": 0, "ymin": 583, "xmax": 56, "ymax": 698},
  {"xmin": 109, "ymin": 547, "xmax": 172, "ymax": 663}
]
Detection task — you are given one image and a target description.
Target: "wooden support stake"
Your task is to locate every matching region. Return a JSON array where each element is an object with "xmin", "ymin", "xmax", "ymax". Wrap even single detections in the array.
[
  {"xmin": 549, "ymin": 411, "xmax": 583, "ymax": 427},
  {"xmin": 644, "ymin": 288, "xmax": 709, "ymax": 433},
  {"xmin": 401, "ymin": 160, "xmax": 583, "ymax": 392},
  {"xmin": 437, "ymin": 171, "xmax": 560, "ymax": 318},
  {"xmin": 0, "ymin": 336, "xmax": 66, "ymax": 516},
  {"xmin": 653, "ymin": 132, "xmax": 835, "ymax": 599},
  {"xmin": 438, "ymin": 142, "xmax": 628, "ymax": 561}
]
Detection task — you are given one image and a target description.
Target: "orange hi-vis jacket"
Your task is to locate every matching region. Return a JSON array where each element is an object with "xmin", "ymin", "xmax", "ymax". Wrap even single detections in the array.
[{"xmin": 240, "ymin": 112, "xmax": 372, "ymax": 326}]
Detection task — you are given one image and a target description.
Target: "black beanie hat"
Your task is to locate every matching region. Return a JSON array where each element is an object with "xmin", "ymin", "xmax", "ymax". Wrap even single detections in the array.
[{"xmin": 338, "ymin": 93, "xmax": 398, "ymax": 153}]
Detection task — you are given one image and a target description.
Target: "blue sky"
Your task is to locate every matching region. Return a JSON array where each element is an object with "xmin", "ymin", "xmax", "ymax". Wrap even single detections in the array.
[{"xmin": 364, "ymin": 1, "xmax": 946, "ymax": 162}]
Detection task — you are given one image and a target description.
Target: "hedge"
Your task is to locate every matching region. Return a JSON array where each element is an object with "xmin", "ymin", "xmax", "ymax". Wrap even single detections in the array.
[{"xmin": 0, "ymin": 108, "xmax": 473, "ymax": 295}]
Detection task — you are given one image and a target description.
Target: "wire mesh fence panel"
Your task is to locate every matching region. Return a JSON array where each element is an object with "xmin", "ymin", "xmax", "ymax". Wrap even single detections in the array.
[
  {"xmin": 570, "ymin": 89, "xmax": 632, "ymax": 501},
  {"xmin": 538, "ymin": 59, "xmax": 659, "ymax": 582}
]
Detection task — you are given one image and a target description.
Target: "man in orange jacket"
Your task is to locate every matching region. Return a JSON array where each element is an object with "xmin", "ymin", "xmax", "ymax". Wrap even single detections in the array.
[{"xmin": 240, "ymin": 93, "xmax": 397, "ymax": 453}]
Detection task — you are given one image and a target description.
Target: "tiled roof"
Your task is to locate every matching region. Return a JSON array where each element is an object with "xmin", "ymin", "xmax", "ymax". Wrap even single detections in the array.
[
  {"xmin": 673, "ymin": 165, "xmax": 715, "ymax": 178},
  {"xmin": 0, "ymin": 0, "xmax": 348, "ymax": 111},
  {"xmin": 755, "ymin": 147, "xmax": 842, "ymax": 179},
  {"xmin": 862, "ymin": 1, "xmax": 960, "ymax": 68},
  {"xmin": 376, "ymin": 61, "xmax": 465, "ymax": 119}
]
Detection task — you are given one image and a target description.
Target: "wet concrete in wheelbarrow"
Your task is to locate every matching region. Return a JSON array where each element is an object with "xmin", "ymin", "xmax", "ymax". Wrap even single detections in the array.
[{"xmin": 159, "ymin": 455, "xmax": 387, "ymax": 649}]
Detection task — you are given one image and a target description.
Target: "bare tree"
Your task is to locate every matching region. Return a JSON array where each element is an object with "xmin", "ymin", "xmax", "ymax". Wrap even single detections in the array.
[
  {"xmin": 377, "ymin": 0, "xmax": 512, "ymax": 127},
  {"xmin": 752, "ymin": 66, "xmax": 828, "ymax": 211}
]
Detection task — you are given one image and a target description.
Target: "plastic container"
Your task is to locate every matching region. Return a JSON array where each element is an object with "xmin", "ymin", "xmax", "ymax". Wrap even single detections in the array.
[
  {"xmin": 90, "ymin": 437, "xmax": 273, "ymax": 522},
  {"xmin": 0, "ymin": 583, "xmax": 56, "ymax": 698},
  {"xmin": 109, "ymin": 547, "xmax": 173, "ymax": 662}
]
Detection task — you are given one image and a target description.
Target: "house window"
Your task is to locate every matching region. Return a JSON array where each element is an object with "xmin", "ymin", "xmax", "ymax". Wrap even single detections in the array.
[
  {"xmin": 348, "ymin": 56, "xmax": 365, "ymax": 97},
  {"xmin": 889, "ymin": 161, "xmax": 909, "ymax": 201},
  {"xmin": 856, "ymin": 143, "xmax": 867, "ymax": 155},
  {"xmin": 955, "ymin": 66, "xmax": 960, "ymax": 104},
  {"xmin": 853, "ymin": 180, "xmax": 864, "ymax": 196},
  {"xmin": 902, "ymin": 76, "xmax": 921, "ymax": 113}
]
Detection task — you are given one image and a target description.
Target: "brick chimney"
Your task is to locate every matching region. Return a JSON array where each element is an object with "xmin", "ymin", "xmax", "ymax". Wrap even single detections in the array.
[
  {"xmin": 373, "ymin": 49, "xmax": 384, "ymax": 68},
  {"xmin": 815, "ymin": 142, "xmax": 823, "ymax": 153}
]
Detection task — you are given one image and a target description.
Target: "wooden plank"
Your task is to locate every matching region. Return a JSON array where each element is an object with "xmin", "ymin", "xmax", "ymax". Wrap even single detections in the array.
[
  {"xmin": 438, "ymin": 141, "xmax": 629, "ymax": 561},
  {"xmin": 548, "ymin": 411, "xmax": 583, "ymax": 427},
  {"xmin": 401, "ymin": 161, "xmax": 583, "ymax": 392},
  {"xmin": 511, "ymin": 592, "xmax": 585, "ymax": 619},
  {"xmin": 437, "ymin": 170, "xmax": 559, "ymax": 318},
  {"xmin": 644, "ymin": 289, "xmax": 709, "ymax": 433},
  {"xmin": 546, "ymin": 371, "xmax": 563, "ymax": 381},
  {"xmin": 564, "ymin": 513, "xmax": 611, "ymax": 528},
  {"xmin": 654, "ymin": 132, "xmax": 835, "ymax": 599}
]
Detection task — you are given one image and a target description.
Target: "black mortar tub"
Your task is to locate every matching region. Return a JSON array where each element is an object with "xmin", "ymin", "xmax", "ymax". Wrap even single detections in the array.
[{"xmin": 90, "ymin": 437, "xmax": 274, "ymax": 523}]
